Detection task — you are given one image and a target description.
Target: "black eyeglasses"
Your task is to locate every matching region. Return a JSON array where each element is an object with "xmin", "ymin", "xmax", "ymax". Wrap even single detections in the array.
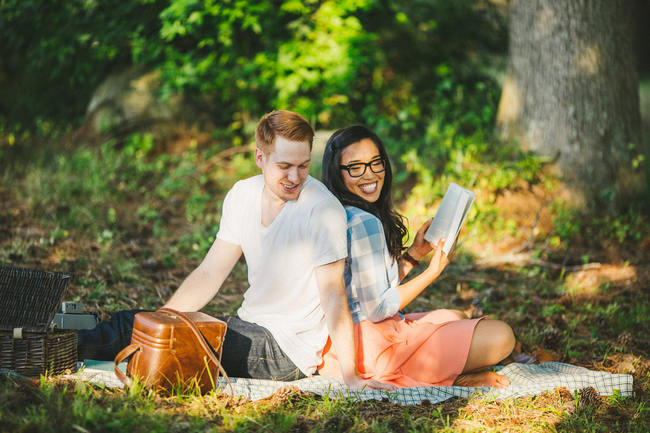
[{"xmin": 340, "ymin": 157, "xmax": 386, "ymax": 177}]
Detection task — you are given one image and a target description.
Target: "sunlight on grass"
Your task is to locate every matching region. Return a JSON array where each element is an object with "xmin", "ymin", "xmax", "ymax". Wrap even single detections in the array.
[{"xmin": 2, "ymin": 120, "xmax": 649, "ymax": 432}]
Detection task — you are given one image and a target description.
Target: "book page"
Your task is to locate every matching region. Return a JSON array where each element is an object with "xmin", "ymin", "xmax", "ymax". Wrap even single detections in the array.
[{"xmin": 424, "ymin": 183, "xmax": 475, "ymax": 256}]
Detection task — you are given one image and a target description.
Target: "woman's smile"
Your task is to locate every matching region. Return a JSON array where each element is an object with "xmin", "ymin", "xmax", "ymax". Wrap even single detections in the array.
[
  {"xmin": 340, "ymin": 138, "xmax": 385, "ymax": 203},
  {"xmin": 359, "ymin": 181, "xmax": 378, "ymax": 194}
]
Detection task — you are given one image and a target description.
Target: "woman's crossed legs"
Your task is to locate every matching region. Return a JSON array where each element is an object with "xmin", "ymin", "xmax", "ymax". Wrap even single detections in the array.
[
  {"xmin": 410, "ymin": 309, "xmax": 515, "ymax": 388},
  {"xmin": 456, "ymin": 316, "xmax": 515, "ymax": 387}
]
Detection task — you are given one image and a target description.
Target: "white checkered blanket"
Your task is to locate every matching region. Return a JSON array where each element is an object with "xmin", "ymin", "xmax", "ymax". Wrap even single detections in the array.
[{"xmin": 72, "ymin": 361, "xmax": 632, "ymax": 405}]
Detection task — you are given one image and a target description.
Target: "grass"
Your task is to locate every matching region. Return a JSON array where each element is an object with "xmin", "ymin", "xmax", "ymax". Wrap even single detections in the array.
[
  {"xmin": 2, "ymin": 374, "xmax": 648, "ymax": 432},
  {"xmin": 1, "ymin": 126, "xmax": 649, "ymax": 431}
]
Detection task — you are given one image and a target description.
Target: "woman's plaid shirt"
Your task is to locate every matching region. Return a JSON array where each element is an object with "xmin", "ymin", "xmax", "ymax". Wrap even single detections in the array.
[{"xmin": 344, "ymin": 206, "xmax": 401, "ymax": 324}]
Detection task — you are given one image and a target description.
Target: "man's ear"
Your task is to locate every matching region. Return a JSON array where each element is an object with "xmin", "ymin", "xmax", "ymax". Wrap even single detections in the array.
[{"xmin": 254, "ymin": 147, "xmax": 264, "ymax": 169}]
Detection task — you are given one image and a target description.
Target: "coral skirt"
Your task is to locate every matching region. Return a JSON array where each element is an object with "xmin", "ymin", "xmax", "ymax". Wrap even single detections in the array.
[{"xmin": 319, "ymin": 309, "xmax": 484, "ymax": 387}]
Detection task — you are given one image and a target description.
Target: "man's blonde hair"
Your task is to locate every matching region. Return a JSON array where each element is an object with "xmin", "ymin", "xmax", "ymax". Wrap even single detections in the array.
[{"xmin": 255, "ymin": 110, "xmax": 314, "ymax": 154}]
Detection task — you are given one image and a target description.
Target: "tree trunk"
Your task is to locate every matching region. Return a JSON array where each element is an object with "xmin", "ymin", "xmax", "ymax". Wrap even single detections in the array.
[{"xmin": 497, "ymin": 0, "xmax": 645, "ymax": 211}]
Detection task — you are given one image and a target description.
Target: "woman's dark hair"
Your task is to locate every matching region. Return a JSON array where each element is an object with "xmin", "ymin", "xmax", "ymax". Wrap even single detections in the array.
[{"xmin": 322, "ymin": 125, "xmax": 407, "ymax": 260}]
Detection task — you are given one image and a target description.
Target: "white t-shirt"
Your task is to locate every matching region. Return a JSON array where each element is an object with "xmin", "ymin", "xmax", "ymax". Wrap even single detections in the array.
[{"xmin": 216, "ymin": 175, "xmax": 347, "ymax": 375}]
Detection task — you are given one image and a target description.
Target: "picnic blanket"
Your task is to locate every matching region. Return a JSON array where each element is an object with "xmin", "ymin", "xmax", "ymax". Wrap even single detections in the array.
[{"xmin": 71, "ymin": 361, "xmax": 632, "ymax": 405}]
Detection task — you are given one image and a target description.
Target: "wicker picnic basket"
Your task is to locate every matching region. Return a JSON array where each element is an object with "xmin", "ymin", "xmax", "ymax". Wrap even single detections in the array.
[{"xmin": 0, "ymin": 266, "xmax": 77, "ymax": 377}]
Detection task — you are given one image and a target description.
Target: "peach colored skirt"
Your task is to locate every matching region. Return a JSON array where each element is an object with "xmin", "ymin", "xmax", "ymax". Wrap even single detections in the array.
[{"xmin": 319, "ymin": 310, "xmax": 483, "ymax": 387}]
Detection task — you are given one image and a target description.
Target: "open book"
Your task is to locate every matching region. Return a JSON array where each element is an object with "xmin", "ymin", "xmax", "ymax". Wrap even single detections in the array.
[{"xmin": 423, "ymin": 183, "xmax": 475, "ymax": 256}]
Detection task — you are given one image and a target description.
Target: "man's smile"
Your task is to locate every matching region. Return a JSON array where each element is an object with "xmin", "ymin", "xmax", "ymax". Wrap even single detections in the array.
[{"xmin": 282, "ymin": 182, "xmax": 300, "ymax": 192}]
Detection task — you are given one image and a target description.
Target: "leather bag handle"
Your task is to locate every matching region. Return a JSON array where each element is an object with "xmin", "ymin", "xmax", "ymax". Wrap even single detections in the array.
[
  {"xmin": 114, "ymin": 343, "xmax": 140, "ymax": 387},
  {"xmin": 157, "ymin": 308, "xmax": 233, "ymax": 395}
]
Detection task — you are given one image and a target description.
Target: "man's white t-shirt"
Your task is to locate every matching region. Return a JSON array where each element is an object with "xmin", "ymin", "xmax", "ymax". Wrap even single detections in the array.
[{"xmin": 216, "ymin": 175, "xmax": 347, "ymax": 375}]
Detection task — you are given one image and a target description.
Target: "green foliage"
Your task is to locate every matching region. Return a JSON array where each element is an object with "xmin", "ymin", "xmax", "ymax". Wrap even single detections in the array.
[
  {"xmin": 0, "ymin": 0, "xmax": 165, "ymax": 123},
  {"xmin": 151, "ymin": 0, "xmax": 287, "ymax": 125},
  {"xmin": 2, "ymin": 8, "xmax": 649, "ymax": 433},
  {"xmin": 0, "ymin": 378, "xmax": 177, "ymax": 432},
  {"xmin": 13, "ymin": 132, "xmax": 256, "ymax": 247},
  {"xmin": 0, "ymin": 0, "xmax": 506, "ymax": 136},
  {"xmin": 389, "ymin": 110, "xmax": 546, "ymax": 245},
  {"xmin": 551, "ymin": 204, "xmax": 650, "ymax": 246},
  {"xmin": 273, "ymin": 0, "xmax": 376, "ymax": 125},
  {"xmin": 22, "ymin": 144, "xmax": 122, "ymax": 231}
]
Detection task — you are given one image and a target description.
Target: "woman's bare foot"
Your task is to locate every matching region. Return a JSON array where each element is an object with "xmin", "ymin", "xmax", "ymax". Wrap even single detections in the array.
[{"xmin": 453, "ymin": 371, "xmax": 510, "ymax": 388}]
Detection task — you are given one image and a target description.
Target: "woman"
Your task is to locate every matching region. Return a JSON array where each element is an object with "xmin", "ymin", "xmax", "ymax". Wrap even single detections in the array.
[{"xmin": 319, "ymin": 125, "xmax": 515, "ymax": 388}]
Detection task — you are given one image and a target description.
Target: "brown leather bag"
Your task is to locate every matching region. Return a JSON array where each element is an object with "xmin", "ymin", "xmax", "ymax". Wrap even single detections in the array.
[{"xmin": 114, "ymin": 308, "xmax": 230, "ymax": 394}]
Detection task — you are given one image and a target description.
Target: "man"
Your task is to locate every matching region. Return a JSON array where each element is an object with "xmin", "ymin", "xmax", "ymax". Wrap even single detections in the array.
[{"xmin": 79, "ymin": 110, "xmax": 390, "ymax": 390}]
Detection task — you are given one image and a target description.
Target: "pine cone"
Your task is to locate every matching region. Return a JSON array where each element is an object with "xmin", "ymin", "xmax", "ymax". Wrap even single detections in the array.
[
  {"xmin": 540, "ymin": 326, "xmax": 563, "ymax": 348},
  {"xmin": 578, "ymin": 386, "xmax": 602, "ymax": 409},
  {"xmin": 616, "ymin": 332, "xmax": 632, "ymax": 348}
]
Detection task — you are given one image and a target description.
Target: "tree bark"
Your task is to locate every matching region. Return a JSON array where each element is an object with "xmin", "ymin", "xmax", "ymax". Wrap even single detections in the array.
[{"xmin": 497, "ymin": 0, "xmax": 645, "ymax": 211}]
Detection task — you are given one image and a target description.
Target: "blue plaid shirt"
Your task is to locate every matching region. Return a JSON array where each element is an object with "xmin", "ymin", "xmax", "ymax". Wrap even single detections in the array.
[{"xmin": 344, "ymin": 206, "xmax": 401, "ymax": 324}]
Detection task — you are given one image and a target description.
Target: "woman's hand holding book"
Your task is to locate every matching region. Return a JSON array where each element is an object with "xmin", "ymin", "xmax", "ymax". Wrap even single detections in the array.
[{"xmin": 424, "ymin": 239, "xmax": 450, "ymax": 281}]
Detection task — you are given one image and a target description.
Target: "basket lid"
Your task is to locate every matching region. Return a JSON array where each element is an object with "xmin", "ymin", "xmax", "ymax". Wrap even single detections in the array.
[{"xmin": 0, "ymin": 266, "xmax": 71, "ymax": 333}]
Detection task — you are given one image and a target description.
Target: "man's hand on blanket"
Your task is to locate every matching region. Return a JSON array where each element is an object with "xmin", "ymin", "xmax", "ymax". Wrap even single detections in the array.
[{"xmin": 345, "ymin": 376, "xmax": 397, "ymax": 391}]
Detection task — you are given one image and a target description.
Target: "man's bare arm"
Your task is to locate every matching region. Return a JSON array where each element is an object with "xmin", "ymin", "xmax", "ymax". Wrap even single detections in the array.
[
  {"xmin": 315, "ymin": 259, "xmax": 395, "ymax": 391},
  {"xmin": 163, "ymin": 238, "xmax": 242, "ymax": 311}
]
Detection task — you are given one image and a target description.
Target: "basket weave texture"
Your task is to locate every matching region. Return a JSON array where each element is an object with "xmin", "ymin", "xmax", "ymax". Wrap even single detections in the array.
[{"xmin": 0, "ymin": 266, "xmax": 77, "ymax": 377}]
